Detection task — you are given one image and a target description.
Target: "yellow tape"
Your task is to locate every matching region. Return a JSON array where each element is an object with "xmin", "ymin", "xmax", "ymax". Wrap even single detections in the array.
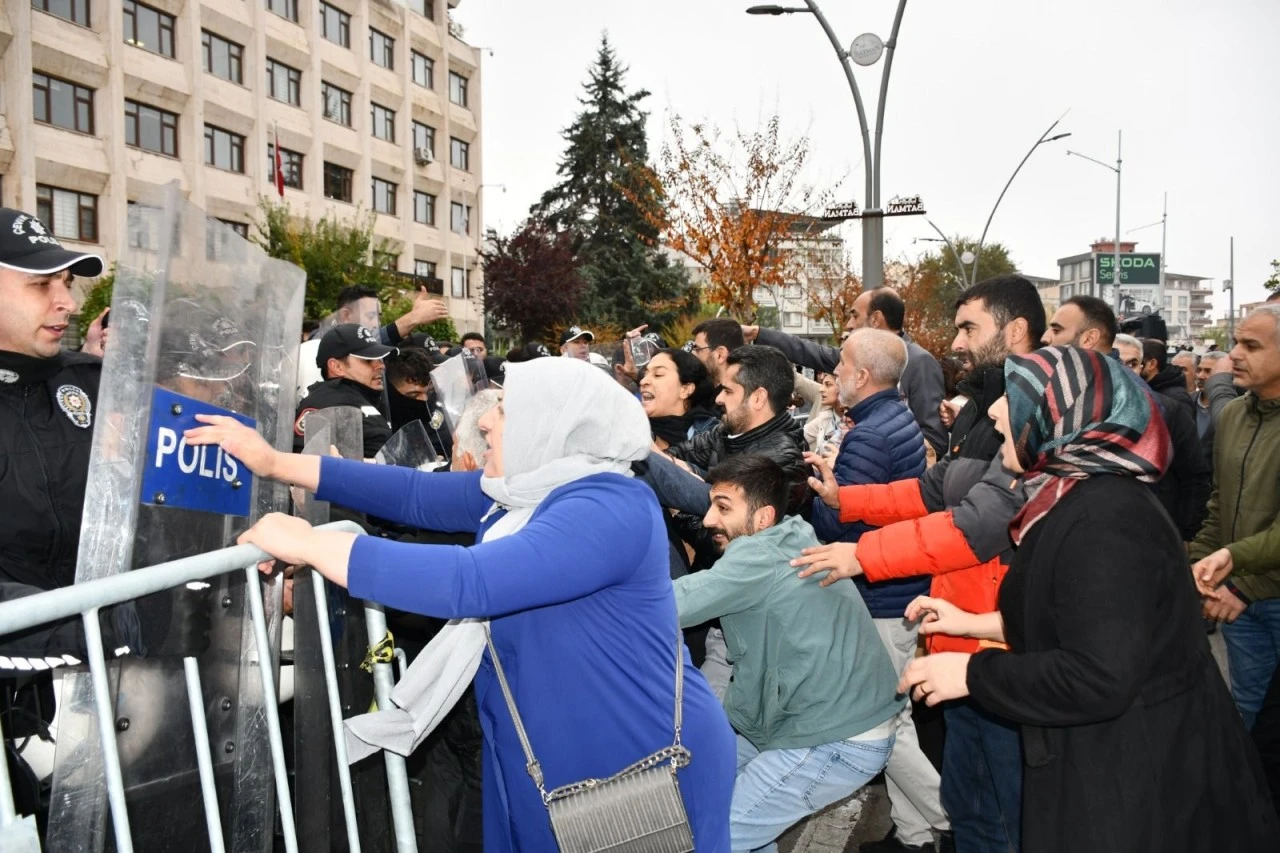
[{"xmin": 360, "ymin": 631, "xmax": 396, "ymax": 673}]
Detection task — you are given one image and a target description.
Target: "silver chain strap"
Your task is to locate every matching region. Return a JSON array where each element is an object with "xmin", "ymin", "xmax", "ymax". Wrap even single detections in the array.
[{"xmin": 484, "ymin": 622, "xmax": 687, "ymax": 803}]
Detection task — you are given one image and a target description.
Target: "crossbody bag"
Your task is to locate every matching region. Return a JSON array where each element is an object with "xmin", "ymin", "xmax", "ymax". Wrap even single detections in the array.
[{"xmin": 484, "ymin": 626, "xmax": 695, "ymax": 853}]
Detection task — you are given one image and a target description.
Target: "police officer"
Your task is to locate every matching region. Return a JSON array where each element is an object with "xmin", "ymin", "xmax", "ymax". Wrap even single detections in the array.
[{"xmin": 294, "ymin": 323, "xmax": 397, "ymax": 458}]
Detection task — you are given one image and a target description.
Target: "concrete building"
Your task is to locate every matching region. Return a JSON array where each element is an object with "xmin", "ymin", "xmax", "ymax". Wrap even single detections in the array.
[
  {"xmin": 0, "ymin": 0, "xmax": 484, "ymax": 332},
  {"xmin": 749, "ymin": 213, "xmax": 841, "ymax": 343},
  {"xmin": 1050, "ymin": 239, "xmax": 1211, "ymax": 345}
]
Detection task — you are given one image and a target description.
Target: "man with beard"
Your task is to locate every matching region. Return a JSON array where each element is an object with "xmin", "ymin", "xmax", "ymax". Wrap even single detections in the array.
[
  {"xmin": 673, "ymin": 455, "xmax": 901, "ymax": 852},
  {"xmin": 1136, "ymin": 337, "xmax": 1196, "ymax": 423},
  {"xmin": 793, "ymin": 275, "xmax": 1043, "ymax": 853},
  {"xmin": 690, "ymin": 318, "xmax": 746, "ymax": 387}
]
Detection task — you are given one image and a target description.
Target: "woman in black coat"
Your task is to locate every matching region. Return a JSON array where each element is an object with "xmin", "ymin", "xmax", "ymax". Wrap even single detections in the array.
[{"xmin": 899, "ymin": 345, "xmax": 1277, "ymax": 852}]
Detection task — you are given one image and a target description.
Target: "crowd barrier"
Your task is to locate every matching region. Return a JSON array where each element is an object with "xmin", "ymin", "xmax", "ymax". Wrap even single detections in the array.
[{"xmin": 0, "ymin": 521, "xmax": 417, "ymax": 853}]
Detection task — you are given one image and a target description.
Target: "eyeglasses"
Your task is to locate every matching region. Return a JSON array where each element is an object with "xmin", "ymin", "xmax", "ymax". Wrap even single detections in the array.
[{"xmin": 687, "ymin": 343, "xmax": 711, "ymax": 353}]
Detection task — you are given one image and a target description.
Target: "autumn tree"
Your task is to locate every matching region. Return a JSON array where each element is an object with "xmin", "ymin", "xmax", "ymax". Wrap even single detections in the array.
[
  {"xmin": 801, "ymin": 244, "xmax": 861, "ymax": 340},
  {"xmin": 481, "ymin": 219, "xmax": 587, "ymax": 344},
  {"xmin": 532, "ymin": 35, "xmax": 693, "ymax": 330},
  {"xmin": 916, "ymin": 236, "xmax": 1019, "ymax": 314},
  {"xmin": 646, "ymin": 114, "xmax": 834, "ymax": 321},
  {"xmin": 886, "ymin": 260, "xmax": 959, "ymax": 360}
]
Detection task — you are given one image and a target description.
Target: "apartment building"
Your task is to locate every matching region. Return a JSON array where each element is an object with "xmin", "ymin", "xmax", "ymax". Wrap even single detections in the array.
[{"xmin": 0, "ymin": 0, "xmax": 484, "ymax": 331}]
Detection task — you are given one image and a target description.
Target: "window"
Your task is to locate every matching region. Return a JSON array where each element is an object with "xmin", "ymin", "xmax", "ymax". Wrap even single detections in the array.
[
  {"xmin": 1059, "ymin": 264, "xmax": 1071, "ymax": 282},
  {"xmin": 266, "ymin": 59, "xmax": 302, "ymax": 106},
  {"xmin": 449, "ymin": 137, "xmax": 469, "ymax": 171},
  {"xmin": 265, "ymin": 0, "xmax": 298, "ymax": 23},
  {"xmin": 409, "ymin": 0, "xmax": 434, "ymax": 20},
  {"xmin": 36, "ymin": 185, "xmax": 97, "ymax": 243},
  {"xmin": 412, "ymin": 121, "xmax": 435, "ymax": 157},
  {"xmin": 319, "ymin": 3, "xmax": 350, "ymax": 47},
  {"xmin": 783, "ymin": 284, "xmax": 802, "ymax": 298},
  {"xmin": 450, "ymin": 266, "xmax": 466, "ymax": 299},
  {"xmin": 33, "ymin": 0, "xmax": 91, "ymax": 27},
  {"xmin": 411, "ymin": 51, "xmax": 434, "ymax": 89},
  {"xmin": 369, "ymin": 28, "xmax": 395, "ymax": 69},
  {"xmin": 125, "ymin": 100, "xmax": 178, "ymax": 156},
  {"xmin": 415, "ymin": 260, "xmax": 437, "ymax": 280},
  {"xmin": 372, "ymin": 178, "xmax": 397, "ymax": 215},
  {"xmin": 208, "ymin": 219, "xmax": 249, "ymax": 261},
  {"xmin": 783, "ymin": 311, "xmax": 804, "ymax": 327},
  {"xmin": 322, "ymin": 82, "xmax": 352, "ymax": 126},
  {"xmin": 373, "ymin": 251, "xmax": 398, "ymax": 271},
  {"xmin": 1080, "ymin": 259, "xmax": 1092, "ymax": 280},
  {"xmin": 448, "ymin": 71, "xmax": 468, "ymax": 107},
  {"xmin": 450, "ymin": 201, "xmax": 470, "ymax": 235},
  {"xmin": 370, "ymin": 102, "xmax": 396, "ymax": 142},
  {"xmin": 124, "ymin": 1, "xmax": 176, "ymax": 58},
  {"xmin": 204, "ymin": 125, "xmax": 245, "ymax": 172},
  {"xmin": 127, "ymin": 202, "xmax": 156, "ymax": 250},
  {"xmin": 267, "ymin": 144, "xmax": 303, "ymax": 189},
  {"xmin": 202, "ymin": 31, "xmax": 244, "ymax": 84},
  {"xmin": 33, "ymin": 73, "xmax": 94, "ymax": 134},
  {"xmin": 219, "ymin": 219, "xmax": 249, "ymax": 239},
  {"xmin": 323, "ymin": 162, "xmax": 353, "ymax": 202},
  {"xmin": 414, "ymin": 191, "xmax": 436, "ymax": 226}
]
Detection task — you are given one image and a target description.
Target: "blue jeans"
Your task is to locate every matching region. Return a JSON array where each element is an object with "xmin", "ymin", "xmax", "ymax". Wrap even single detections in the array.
[
  {"xmin": 1222, "ymin": 597, "xmax": 1280, "ymax": 730},
  {"xmin": 730, "ymin": 730, "xmax": 895, "ymax": 853},
  {"xmin": 941, "ymin": 702, "xmax": 1022, "ymax": 853}
]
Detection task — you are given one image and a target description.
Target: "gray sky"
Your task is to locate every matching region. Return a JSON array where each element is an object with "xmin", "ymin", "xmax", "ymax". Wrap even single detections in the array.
[{"xmin": 456, "ymin": 0, "xmax": 1280, "ymax": 316}]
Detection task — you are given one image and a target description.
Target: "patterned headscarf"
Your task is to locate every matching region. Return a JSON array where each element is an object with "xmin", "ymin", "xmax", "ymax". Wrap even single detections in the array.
[{"xmin": 1005, "ymin": 346, "xmax": 1170, "ymax": 543}]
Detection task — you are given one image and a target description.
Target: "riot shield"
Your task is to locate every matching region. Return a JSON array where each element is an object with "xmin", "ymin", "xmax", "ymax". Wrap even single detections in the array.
[
  {"xmin": 431, "ymin": 352, "xmax": 488, "ymax": 433},
  {"xmin": 48, "ymin": 185, "xmax": 305, "ymax": 853},
  {"xmin": 374, "ymin": 421, "xmax": 443, "ymax": 471}
]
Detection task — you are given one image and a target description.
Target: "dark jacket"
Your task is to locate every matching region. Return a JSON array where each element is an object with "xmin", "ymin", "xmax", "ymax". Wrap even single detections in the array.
[
  {"xmin": 667, "ymin": 411, "xmax": 809, "ymax": 516},
  {"xmin": 1196, "ymin": 372, "xmax": 1243, "ymax": 470},
  {"xmin": 968, "ymin": 475, "xmax": 1277, "ymax": 852},
  {"xmin": 1147, "ymin": 366, "xmax": 1196, "ymax": 423},
  {"xmin": 0, "ymin": 351, "xmax": 122, "ymax": 666},
  {"xmin": 809, "ymin": 389, "xmax": 930, "ymax": 617},
  {"xmin": 1147, "ymin": 388, "xmax": 1212, "ymax": 541},
  {"xmin": 294, "ymin": 377, "xmax": 393, "ymax": 458},
  {"xmin": 755, "ymin": 328, "xmax": 947, "ymax": 456},
  {"xmin": 835, "ymin": 366, "xmax": 1025, "ymax": 653}
]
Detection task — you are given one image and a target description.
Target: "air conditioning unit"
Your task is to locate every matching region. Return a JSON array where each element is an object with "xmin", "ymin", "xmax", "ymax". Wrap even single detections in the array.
[{"xmin": 414, "ymin": 148, "xmax": 434, "ymax": 165}]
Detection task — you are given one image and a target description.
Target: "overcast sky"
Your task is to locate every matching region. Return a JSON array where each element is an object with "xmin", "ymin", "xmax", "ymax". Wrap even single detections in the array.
[{"xmin": 455, "ymin": 0, "xmax": 1279, "ymax": 316}]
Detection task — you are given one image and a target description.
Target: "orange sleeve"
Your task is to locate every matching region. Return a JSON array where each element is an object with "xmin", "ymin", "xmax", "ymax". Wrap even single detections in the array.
[
  {"xmin": 838, "ymin": 479, "xmax": 929, "ymax": 527},
  {"xmin": 858, "ymin": 510, "xmax": 981, "ymax": 582}
]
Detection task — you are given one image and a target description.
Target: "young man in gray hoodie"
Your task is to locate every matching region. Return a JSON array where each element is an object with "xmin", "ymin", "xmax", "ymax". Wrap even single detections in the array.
[{"xmin": 674, "ymin": 454, "xmax": 902, "ymax": 852}]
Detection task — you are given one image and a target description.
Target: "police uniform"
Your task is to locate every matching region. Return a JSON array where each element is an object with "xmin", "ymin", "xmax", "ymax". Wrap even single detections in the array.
[{"xmin": 294, "ymin": 323, "xmax": 397, "ymax": 458}]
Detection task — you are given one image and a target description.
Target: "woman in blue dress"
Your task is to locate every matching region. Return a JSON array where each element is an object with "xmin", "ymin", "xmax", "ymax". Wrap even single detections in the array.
[{"xmin": 188, "ymin": 356, "xmax": 736, "ymax": 851}]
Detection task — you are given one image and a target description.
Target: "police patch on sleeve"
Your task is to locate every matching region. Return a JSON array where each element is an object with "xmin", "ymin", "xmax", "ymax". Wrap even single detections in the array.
[
  {"xmin": 56, "ymin": 385, "xmax": 93, "ymax": 428},
  {"xmin": 294, "ymin": 407, "xmax": 317, "ymax": 438},
  {"xmin": 429, "ymin": 408, "xmax": 445, "ymax": 430},
  {"xmin": 0, "ymin": 369, "xmax": 18, "ymax": 384}
]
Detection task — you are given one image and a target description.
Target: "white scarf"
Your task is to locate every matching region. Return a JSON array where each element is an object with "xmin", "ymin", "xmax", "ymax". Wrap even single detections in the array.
[{"xmin": 343, "ymin": 358, "xmax": 651, "ymax": 763}]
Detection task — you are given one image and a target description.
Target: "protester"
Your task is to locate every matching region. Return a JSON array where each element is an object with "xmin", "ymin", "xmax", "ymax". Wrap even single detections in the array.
[
  {"xmin": 187, "ymin": 357, "xmax": 737, "ymax": 851},
  {"xmin": 806, "ymin": 329, "xmax": 948, "ymax": 853},
  {"xmin": 1190, "ymin": 304, "xmax": 1280, "ymax": 730},
  {"xmin": 460, "ymin": 332, "xmax": 487, "ymax": 359},
  {"xmin": 1139, "ymin": 337, "xmax": 1196, "ymax": 422},
  {"xmin": 1172, "ymin": 350, "xmax": 1198, "ymax": 395},
  {"xmin": 294, "ymin": 324, "xmax": 396, "ymax": 458},
  {"xmin": 674, "ymin": 455, "xmax": 900, "ymax": 851},
  {"xmin": 742, "ymin": 287, "xmax": 947, "ymax": 457},
  {"xmin": 640, "ymin": 348, "xmax": 719, "ymax": 449},
  {"xmin": 1196, "ymin": 350, "xmax": 1239, "ymax": 462},
  {"xmin": 898, "ymin": 345, "xmax": 1277, "ymax": 852},
  {"xmin": 792, "ymin": 275, "xmax": 1045, "ymax": 853},
  {"xmin": 690, "ymin": 317, "xmax": 745, "ymax": 386},
  {"xmin": 558, "ymin": 325, "xmax": 593, "ymax": 360},
  {"xmin": 803, "ymin": 371, "xmax": 844, "ymax": 454}
]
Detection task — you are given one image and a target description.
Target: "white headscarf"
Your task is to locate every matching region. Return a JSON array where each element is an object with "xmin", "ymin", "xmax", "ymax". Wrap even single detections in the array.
[{"xmin": 344, "ymin": 358, "xmax": 652, "ymax": 763}]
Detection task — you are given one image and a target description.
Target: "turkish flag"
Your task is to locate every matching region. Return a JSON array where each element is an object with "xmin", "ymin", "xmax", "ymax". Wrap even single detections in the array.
[{"xmin": 273, "ymin": 125, "xmax": 285, "ymax": 198}]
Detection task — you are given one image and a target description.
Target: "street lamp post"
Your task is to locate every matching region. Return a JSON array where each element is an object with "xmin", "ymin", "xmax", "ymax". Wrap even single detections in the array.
[
  {"xmin": 746, "ymin": 1, "xmax": 910, "ymax": 288},
  {"xmin": 1067, "ymin": 131, "xmax": 1123, "ymax": 313}
]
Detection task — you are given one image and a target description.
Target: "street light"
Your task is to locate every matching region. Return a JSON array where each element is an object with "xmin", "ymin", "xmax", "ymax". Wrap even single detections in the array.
[
  {"xmin": 1066, "ymin": 131, "xmax": 1123, "ymax": 313},
  {"xmin": 747, "ymin": 0, "xmax": 911, "ymax": 289}
]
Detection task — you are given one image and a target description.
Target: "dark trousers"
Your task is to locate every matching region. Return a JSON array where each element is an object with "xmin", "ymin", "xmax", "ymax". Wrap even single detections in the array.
[
  {"xmin": 941, "ymin": 701, "xmax": 1023, "ymax": 853},
  {"xmin": 1255, "ymin": 662, "xmax": 1280, "ymax": 823}
]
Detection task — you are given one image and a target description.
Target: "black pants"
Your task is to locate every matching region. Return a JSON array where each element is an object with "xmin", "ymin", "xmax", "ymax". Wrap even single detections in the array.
[{"xmin": 1254, "ymin": 662, "xmax": 1280, "ymax": 822}]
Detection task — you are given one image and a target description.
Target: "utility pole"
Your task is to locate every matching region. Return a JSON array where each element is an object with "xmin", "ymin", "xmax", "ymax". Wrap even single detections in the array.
[{"xmin": 1227, "ymin": 236, "xmax": 1235, "ymax": 343}]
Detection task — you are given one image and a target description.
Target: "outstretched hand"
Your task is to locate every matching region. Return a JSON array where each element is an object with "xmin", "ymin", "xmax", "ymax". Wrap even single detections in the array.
[
  {"xmin": 185, "ymin": 414, "xmax": 279, "ymax": 477},
  {"xmin": 803, "ymin": 451, "xmax": 840, "ymax": 510},
  {"xmin": 791, "ymin": 542, "xmax": 863, "ymax": 586},
  {"xmin": 905, "ymin": 596, "xmax": 975, "ymax": 637}
]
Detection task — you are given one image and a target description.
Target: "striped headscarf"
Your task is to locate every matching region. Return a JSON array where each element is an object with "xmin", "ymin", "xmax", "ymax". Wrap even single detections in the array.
[{"xmin": 1005, "ymin": 345, "xmax": 1170, "ymax": 543}]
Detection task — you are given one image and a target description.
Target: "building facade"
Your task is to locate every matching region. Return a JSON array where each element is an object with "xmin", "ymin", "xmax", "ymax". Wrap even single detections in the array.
[
  {"xmin": 750, "ymin": 214, "xmax": 840, "ymax": 343},
  {"xmin": 0, "ymin": 0, "xmax": 484, "ymax": 332},
  {"xmin": 1049, "ymin": 239, "xmax": 1211, "ymax": 345}
]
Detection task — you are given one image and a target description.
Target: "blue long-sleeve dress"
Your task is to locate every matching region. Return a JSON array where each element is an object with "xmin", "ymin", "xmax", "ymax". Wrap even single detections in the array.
[{"xmin": 316, "ymin": 456, "xmax": 736, "ymax": 852}]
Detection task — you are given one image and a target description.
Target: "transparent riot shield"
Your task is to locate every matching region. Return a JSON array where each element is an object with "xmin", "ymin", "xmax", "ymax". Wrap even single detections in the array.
[
  {"xmin": 431, "ymin": 352, "xmax": 489, "ymax": 433},
  {"xmin": 291, "ymin": 408, "xmax": 367, "ymax": 853},
  {"xmin": 48, "ymin": 185, "xmax": 305, "ymax": 853},
  {"xmin": 375, "ymin": 421, "xmax": 443, "ymax": 471}
]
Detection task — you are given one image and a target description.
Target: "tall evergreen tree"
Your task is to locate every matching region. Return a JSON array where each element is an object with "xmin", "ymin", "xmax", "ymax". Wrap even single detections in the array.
[{"xmin": 533, "ymin": 34, "xmax": 693, "ymax": 330}]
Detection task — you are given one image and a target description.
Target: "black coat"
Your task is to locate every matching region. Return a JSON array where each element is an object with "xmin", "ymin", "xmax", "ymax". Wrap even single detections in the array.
[
  {"xmin": 294, "ymin": 377, "xmax": 393, "ymax": 459},
  {"xmin": 1148, "ymin": 389, "xmax": 1212, "ymax": 541},
  {"xmin": 968, "ymin": 475, "xmax": 1277, "ymax": 852}
]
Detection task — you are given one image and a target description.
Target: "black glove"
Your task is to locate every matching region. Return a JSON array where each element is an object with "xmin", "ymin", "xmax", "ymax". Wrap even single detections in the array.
[{"xmin": 114, "ymin": 584, "xmax": 214, "ymax": 659}]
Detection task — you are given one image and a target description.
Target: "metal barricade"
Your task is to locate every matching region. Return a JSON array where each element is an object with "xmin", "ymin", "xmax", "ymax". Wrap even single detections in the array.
[{"xmin": 0, "ymin": 522, "xmax": 417, "ymax": 853}]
